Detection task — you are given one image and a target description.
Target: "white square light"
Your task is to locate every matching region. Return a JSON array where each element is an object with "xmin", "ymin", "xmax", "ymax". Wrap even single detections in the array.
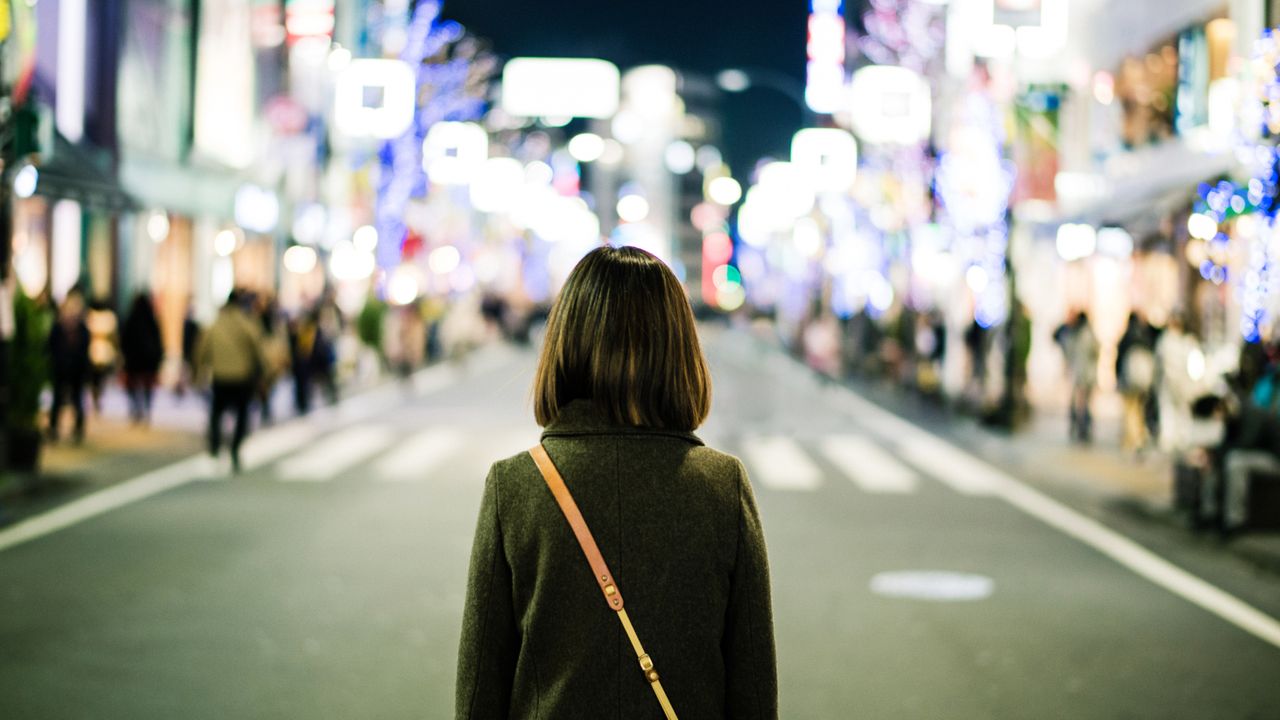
[{"xmin": 334, "ymin": 59, "xmax": 417, "ymax": 139}]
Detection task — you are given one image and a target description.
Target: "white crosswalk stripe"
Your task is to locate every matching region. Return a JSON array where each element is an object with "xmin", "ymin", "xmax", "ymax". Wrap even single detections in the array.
[
  {"xmin": 819, "ymin": 435, "xmax": 918, "ymax": 494},
  {"xmin": 893, "ymin": 435, "xmax": 1004, "ymax": 496},
  {"xmin": 741, "ymin": 435, "xmax": 823, "ymax": 492},
  {"xmin": 277, "ymin": 426, "xmax": 398, "ymax": 482},
  {"xmin": 373, "ymin": 427, "xmax": 465, "ymax": 482}
]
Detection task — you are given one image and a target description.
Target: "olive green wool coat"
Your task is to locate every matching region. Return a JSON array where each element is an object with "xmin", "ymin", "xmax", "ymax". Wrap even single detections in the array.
[{"xmin": 455, "ymin": 400, "xmax": 778, "ymax": 719}]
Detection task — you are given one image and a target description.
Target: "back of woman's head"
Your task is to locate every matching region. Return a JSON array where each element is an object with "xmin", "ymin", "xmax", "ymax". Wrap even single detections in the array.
[{"xmin": 533, "ymin": 245, "xmax": 711, "ymax": 431}]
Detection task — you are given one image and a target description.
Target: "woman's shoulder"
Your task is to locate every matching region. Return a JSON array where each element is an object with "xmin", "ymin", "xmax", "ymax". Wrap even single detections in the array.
[
  {"xmin": 485, "ymin": 440, "xmax": 746, "ymax": 489},
  {"xmin": 683, "ymin": 443, "xmax": 747, "ymax": 478}
]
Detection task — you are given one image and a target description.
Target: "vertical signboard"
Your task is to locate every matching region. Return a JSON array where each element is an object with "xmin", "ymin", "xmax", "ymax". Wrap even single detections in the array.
[
  {"xmin": 194, "ymin": 0, "xmax": 256, "ymax": 168},
  {"xmin": 806, "ymin": 0, "xmax": 845, "ymax": 114}
]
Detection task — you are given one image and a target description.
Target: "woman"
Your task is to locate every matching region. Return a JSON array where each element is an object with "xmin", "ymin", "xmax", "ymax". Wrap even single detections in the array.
[
  {"xmin": 456, "ymin": 246, "xmax": 778, "ymax": 719},
  {"xmin": 121, "ymin": 292, "xmax": 164, "ymax": 424}
]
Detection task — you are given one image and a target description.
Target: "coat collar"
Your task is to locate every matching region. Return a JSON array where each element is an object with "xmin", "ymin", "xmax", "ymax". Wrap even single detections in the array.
[{"xmin": 540, "ymin": 399, "xmax": 705, "ymax": 446}]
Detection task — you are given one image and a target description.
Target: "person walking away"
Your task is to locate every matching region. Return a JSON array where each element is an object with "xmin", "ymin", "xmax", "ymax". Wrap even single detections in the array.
[
  {"xmin": 1055, "ymin": 311, "xmax": 1099, "ymax": 443},
  {"xmin": 85, "ymin": 301, "xmax": 119, "ymax": 414},
  {"xmin": 456, "ymin": 246, "xmax": 778, "ymax": 719},
  {"xmin": 255, "ymin": 294, "xmax": 289, "ymax": 424},
  {"xmin": 289, "ymin": 310, "xmax": 324, "ymax": 415},
  {"xmin": 315, "ymin": 299, "xmax": 341, "ymax": 406},
  {"xmin": 1116, "ymin": 311, "xmax": 1158, "ymax": 453},
  {"xmin": 121, "ymin": 292, "xmax": 164, "ymax": 425},
  {"xmin": 46, "ymin": 290, "xmax": 92, "ymax": 443},
  {"xmin": 178, "ymin": 303, "xmax": 202, "ymax": 398},
  {"xmin": 395, "ymin": 303, "xmax": 425, "ymax": 379},
  {"xmin": 198, "ymin": 291, "xmax": 266, "ymax": 473}
]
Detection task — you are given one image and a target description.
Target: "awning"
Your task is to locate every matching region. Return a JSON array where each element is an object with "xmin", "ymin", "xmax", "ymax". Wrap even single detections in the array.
[
  {"xmin": 1017, "ymin": 137, "xmax": 1237, "ymax": 234},
  {"xmin": 30, "ymin": 131, "xmax": 135, "ymax": 212}
]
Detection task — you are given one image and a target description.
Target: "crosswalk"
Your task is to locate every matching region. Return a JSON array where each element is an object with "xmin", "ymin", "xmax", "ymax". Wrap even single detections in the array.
[
  {"xmin": 818, "ymin": 435, "xmax": 918, "ymax": 494},
  {"xmin": 277, "ymin": 426, "xmax": 398, "ymax": 482},
  {"xmin": 741, "ymin": 436, "xmax": 823, "ymax": 491},
  {"xmin": 224, "ymin": 423, "xmax": 983, "ymax": 498},
  {"xmin": 372, "ymin": 427, "xmax": 466, "ymax": 482}
]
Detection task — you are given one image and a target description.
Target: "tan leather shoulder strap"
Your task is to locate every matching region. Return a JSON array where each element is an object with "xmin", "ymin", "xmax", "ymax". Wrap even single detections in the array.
[
  {"xmin": 529, "ymin": 444, "xmax": 625, "ymax": 610},
  {"xmin": 529, "ymin": 444, "xmax": 679, "ymax": 720}
]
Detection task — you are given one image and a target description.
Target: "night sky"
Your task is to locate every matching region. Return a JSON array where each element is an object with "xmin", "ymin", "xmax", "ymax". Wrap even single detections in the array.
[{"xmin": 440, "ymin": 0, "xmax": 812, "ymax": 176}]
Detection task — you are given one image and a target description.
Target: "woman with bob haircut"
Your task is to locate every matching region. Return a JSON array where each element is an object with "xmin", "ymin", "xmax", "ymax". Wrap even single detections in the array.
[{"xmin": 456, "ymin": 246, "xmax": 777, "ymax": 719}]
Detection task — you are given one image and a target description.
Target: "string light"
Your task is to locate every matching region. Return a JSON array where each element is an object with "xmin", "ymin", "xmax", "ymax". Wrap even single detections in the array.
[
  {"xmin": 374, "ymin": 1, "xmax": 493, "ymax": 272},
  {"xmin": 934, "ymin": 92, "xmax": 1015, "ymax": 328}
]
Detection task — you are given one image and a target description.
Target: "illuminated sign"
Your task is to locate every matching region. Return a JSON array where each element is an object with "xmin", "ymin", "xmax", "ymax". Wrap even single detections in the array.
[
  {"xmin": 806, "ymin": 0, "xmax": 846, "ymax": 114},
  {"xmin": 501, "ymin": 58, "xmax": 621, "ymax": 119},
  {"xmin": 422, "ymin": 122, "xmax": 489, "ymax": 185},
  {"xmin": 334, "ymin": 59, "xmax": 417, "ymax": 139},
  {"xmin": 194, "ymin": 0, "xmax": 256, "ymax": 168},
  {"xmin": 848, "ymin": 65, "xmax": 931, "ymax": 145},
  {"xmin": 285, "ymin": 0, "xmax": 334, "ymax": 44},
  {"xmin": 791, "ymin": 128, "xmax": 858, "ymax": 194}
]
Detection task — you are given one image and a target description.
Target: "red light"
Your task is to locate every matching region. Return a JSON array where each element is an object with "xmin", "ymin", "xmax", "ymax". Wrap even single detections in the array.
[{"xmin": 703, "ymin": 232, "xmax": 734, "ymax": 265}]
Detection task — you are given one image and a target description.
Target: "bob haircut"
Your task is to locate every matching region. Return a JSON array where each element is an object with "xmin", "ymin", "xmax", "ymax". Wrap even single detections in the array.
[{"xmin": 533, "ymin": 245, "xmax": 712, "ymax": 431}]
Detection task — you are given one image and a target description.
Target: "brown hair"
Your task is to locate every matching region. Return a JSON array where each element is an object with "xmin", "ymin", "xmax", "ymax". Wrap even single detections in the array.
[{"xmin": 533, "ymin": 245, "xmax": 712, "ymax": 430}]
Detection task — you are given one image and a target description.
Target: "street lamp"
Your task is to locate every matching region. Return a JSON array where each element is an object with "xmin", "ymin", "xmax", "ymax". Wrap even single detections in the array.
[{"xmin": 715, "ymin": 67, "xmax": 816, "ymax": 126}]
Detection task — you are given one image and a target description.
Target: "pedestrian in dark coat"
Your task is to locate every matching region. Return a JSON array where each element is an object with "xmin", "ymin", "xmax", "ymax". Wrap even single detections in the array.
[
  {"xmin": 46, "ymin": 290, "xmax": 92, "ymax": 442},
  {"xmin": 121, "ymin": 292, "xmax": 164, "ymax": 424},
  {"xmin": 456, "ymin": 246, "xmax": 778, "ymax": 719}
]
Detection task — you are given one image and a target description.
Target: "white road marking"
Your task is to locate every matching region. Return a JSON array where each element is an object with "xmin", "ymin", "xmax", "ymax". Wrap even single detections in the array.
[
  {"xmin": 241, "ymin": 423, "xmax": 321, "ymax": 471},
  {"xmin": 277, "ymin": 426, "xmax": 397, "ymax": 482},
  {"xmin": 0, "ymin": 456, "xmax": 206, "ymax": 553},
  {"xmin": 374, "ymin": 428, "xmax": 465, "ymax": 482},
  {"xmin": 894, "ymin": 434, "xmax": 1004, "ymax": 496},
  {"xmin": 741, "ymin": 435, "xmax": 823, "ymax": 492},
  {"xmin": 413, "ymin": 343, "xmax": 514, "ymax": 397},
  {"xmin": 0, "ymin": 348, "xmax": 510, "ymax": 554},
  {"xmin": 870, "ymin": 571, "xmax": 994, "ymax": 602},
  {"xmin": 835, "ymin": 385, "xmax": 1280, "ymax": 650},
  {"xmin": 819, "ymin": 435, "xmax": 918, "ymax": 494}
]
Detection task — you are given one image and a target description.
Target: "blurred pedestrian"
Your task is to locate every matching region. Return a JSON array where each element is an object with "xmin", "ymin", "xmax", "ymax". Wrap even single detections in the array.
[
  {"xmin": 315, "ymin": 292, "xmax": 342, "ymax": 405},
  {"xmin": 965, "ymin": 318, "xmax": 989, "ymax": 405},
  {"xmin": 1219, "ymin": 344, "xmax": 1280, "ymax": 532},
  {"xmin": 1156, "ymin": 313, "xmax": 1203, "ymax": 451},
  {"xmin": 456, "ymin": 246, "xmax": 777, "ymax": 719},
  {"xmin": 1116, "ymin": 311, "xmax": 1158, "ymax": 454},
  {"xmin": 178, "ymin": 301, "xmax": 202, "ymax": 398},
  {"xmin": 289, "ymin": 309, "xmax": 334, "ymax": 414},
  {"xmin": 255, "ymin": 294, "xmax": 289, "ymax": 424},
  {"xmin": 197, "ymin": 290, "xmax": 266, "ymax": 473},
  {"xmin": 85, "ymin": 300, "xmax": 119, "ymax": 414},
  {"xmin": 390, "ymin": 304, "xmax": 426, "ymax": 379},
  {"xmin": 46, "ymin": 289, "xmax": 91, "ymax": 443},
  {"xmin": 121, "ymin": 292, "xmax": 164, "ymax": 425},
  {"xmin": 803, "ymin": 312, "xmax": 841, "ymax": 378},
  {"xmin": 356, "ymin": 292, "xmax": 387, "ymax": 370},
  {"xmin": 1055, "ymin": 310, "xmax": 1099, "ymax": 443}
]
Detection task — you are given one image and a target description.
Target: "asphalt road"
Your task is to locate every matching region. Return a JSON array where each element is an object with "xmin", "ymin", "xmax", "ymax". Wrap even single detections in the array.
[{"xmin": 2, "ymin": 329, "xmax": 1279, "ymax": 719}]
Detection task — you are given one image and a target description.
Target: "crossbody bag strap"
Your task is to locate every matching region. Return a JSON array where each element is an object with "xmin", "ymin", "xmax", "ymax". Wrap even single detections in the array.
[{"xmin": 529, "ymin": 444, "xmax": 678, "ymax": 720}]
